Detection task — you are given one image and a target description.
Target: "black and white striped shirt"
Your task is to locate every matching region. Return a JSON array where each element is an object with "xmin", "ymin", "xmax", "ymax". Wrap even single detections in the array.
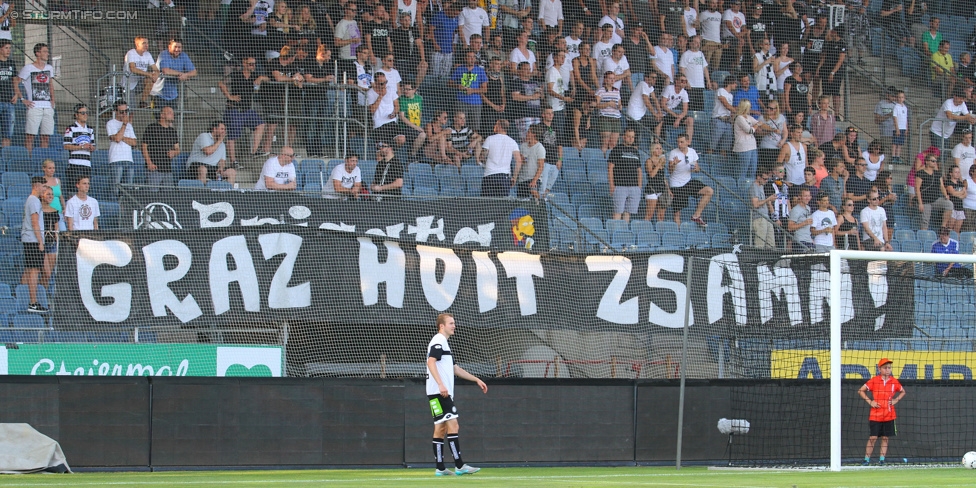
[{"xmin": 64, "ymin": 122, "xmax": 95, "ymax": 167}]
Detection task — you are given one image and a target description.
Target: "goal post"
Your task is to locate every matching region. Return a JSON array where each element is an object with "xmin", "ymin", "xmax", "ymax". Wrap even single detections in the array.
[{"xmin": 829, "ymin": 248, "xmax": 976, "ymax": 471}]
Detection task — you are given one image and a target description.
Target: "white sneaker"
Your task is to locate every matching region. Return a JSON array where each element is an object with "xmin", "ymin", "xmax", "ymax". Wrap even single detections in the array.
[
  {"xmin": 455, "ymin": 464, "xmax": 480, "ymax": 475},
  {"xmin": 434, "ymin": 469, "xmax": 456, "ymax": 476}
]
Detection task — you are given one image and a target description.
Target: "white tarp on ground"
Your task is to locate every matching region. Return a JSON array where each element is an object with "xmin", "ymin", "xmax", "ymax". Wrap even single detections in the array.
[{"xmin": 0, "ymin": 424, "xmax": 71, "ymax": 474}]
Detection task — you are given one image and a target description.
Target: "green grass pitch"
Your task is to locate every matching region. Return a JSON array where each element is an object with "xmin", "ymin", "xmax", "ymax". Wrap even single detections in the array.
[{"xmin": 0, "ymin": 466, "xmax": 971, "ymax": 487}]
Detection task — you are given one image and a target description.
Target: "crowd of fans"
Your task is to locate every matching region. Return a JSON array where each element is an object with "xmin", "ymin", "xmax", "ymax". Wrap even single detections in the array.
[{"xmin": 9, "ymin": 0, "xmax": 976, "ymax": 292}]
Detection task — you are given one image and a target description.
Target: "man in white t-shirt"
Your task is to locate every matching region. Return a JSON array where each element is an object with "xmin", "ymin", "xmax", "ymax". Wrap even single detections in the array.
[
  {"xmin": 325, "ymin": 153, "xmax": 363, "ymax": 199},
  {"xmin": 627, "ymin": 72, "xmax": 660, "ymax": 123},
  {"xmin": 459, "ymin": 0, "xmax": 491, "ymax": 47},
  {"xmin": 953, "ymin": 128, "xmax": 976, "ymax": 178},
  {"xmin": 479, "ymin": 119, "xmax": 523, "ymax": 197},
  {"xmin": 538, "ymin": 0, "xmax": 564, "ymax": 35},
  {"xmin": 651, "ymin": 32, "xmax": 675, "ymax": 87},
  {"xmin": 591, "ymin": 24, "xmax": 615, "ymax": 68},
  {"xmin": 106, "ymin": 100, "xmax": 138, "ymax": 195},
  {"xmin": 698, "ymin": 0, "xmax": 724, "ymax": 69},
  {"xmin": 546, "ymin": 51, "xmax": 573, "ymax": 131},
  {"xmin": 124, "ymin": 36, "xmax": 160, "ymax": 108},
  {"xmin": 564, "ymin": 21, "xmax": 583, "ymax": 63},
  {"xmin": 930, "ymin": 89, "xmax": 976, "ymax": 150},
  {"xmin": 860, "ymin": 190, "xmax": 892, "ymax": 251},
  {"xmin": 367, "ymin": 72, "xmax": 406, "ymax": 147},
  {"xmin": 598, "ymin": 2, "xmax": 625, "ymax": 45},
  {"xmin": 667, "ymin": 133, "xmax": 713, "ymax": 226},
  {"xmin": 811, "ymin": 193, "xmax": 837, "ymax": 250},
  {"xmin": 65, "ymin": 176, "xmax": 100, "ymax": 231},
  {"xmin": 602, "ymin": 44, "xmax": 631, "ymax": 91},
  {"xmin": 254, "ymin": 147, "xmax": 297, "ymax": 190},
  {"xmin": 679, "ymin": 36, "xmax": 710, "ymax": 112},
  {"xmin": 722, "ymin": 0, "xmax": 747, "ymax": 66},
  {"xmin": 711, "ymin": 76, "xmax": 736, "ymax": 153},
  {"xmin": 19, "ymin": 43, "xmax": 56, "ymax": 154}
]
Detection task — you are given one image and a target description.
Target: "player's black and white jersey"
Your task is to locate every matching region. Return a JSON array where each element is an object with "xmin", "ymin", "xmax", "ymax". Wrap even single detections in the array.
[{"xmin": 426, "ymin": 333, "xmax": 455, "ymax": 396}]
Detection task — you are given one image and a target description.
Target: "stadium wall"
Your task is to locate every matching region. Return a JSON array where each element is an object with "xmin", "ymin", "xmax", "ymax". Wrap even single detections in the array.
[{"xmin": 4, "ymin": 377, "xmax": 973, "ymax": 468}]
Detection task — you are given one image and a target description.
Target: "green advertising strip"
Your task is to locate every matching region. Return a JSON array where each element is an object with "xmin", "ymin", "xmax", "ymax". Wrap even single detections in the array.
[{"xmin": 0, "ymin": 344, "xmax": 283, "ymax": 377}]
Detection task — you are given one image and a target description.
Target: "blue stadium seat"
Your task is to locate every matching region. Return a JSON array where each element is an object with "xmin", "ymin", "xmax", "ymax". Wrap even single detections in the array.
[
  {"xmin": 100, "ymin": 202, "xmax": 121, "ymax": 229},
  {"xmin": 551, "ymin": 216, "xmax": 578, "ymax": 231},
  {"xmin": 0, "ymin": 330, "xmax": 38, "ymax": 343},
  {"xmin": 2, "ymin": 199, "xmax": 24, "ymax": 228},
  {"xmin": 11, "ymin": 313, "xmax": 45, "ymax": 329},
  {"xmin": 178, "ymin": 179, "xmax": 204, "ymax": 189},
  {"xmin": 894, "ymin": 229, "xmax": 915, "ymax": 242},
  {"xmin": 712, "ymin": 233, "xmax": 732, "ymax": 248},
  {"xmin": 578, "ymin": 217, "xmax": 603, "ymax": 231},
  {"xmin": 434, "ymin": 165, "xmax": 460, "ymax": 179},
  {"xmin": 303, "ymin": 182, "xmax": 322, "ymax": 193},
  {"xmin": 900, "ymin": 240, "xmax": 922, "ymax": 253},
  {"xmin": 630, "ymin": 220, "xmax": 655, "ymax": 235},
  {"xmin": 660, "ymin": 232, "xmax": 687, "ymax": 250},
  {"xmin": 637, "ymin": 231, "xmax": 661, "ymax": 249},
  {"xmin": 437, "ymin": 174, "xmax": 462, "ymax": 193},
  {"xmin": 460, "ymin": 165, "xmax": 482, "ymax": 180},
  {"xmin": 206, "ymin": 180, "xmax": 233, "ymax": 190},
  {"xmin": 706, "ymin": 223, "xmax": 729, "ymax": 235},
  {"xmin": 1, "ymin": 171, "xmax": 29, "ymax": 188},
  {"xmin": 358, "ymin": 159, "xmax": 377, "ymax": 185},
  {"xmin": 605, "ymin": 219, "xmax": 629, "ymax": 234},
  {"xmin": 577, "ymin": 204, "xmax": 604, "ymax": 220},
  {"xmin": 583, "ymin": 229, "xmax": 609, "ymax": 251},
  {"xmin": 413, "ymin": 174, "xmax": 439, "ymax": 191},
  {"xmin": 298, "ymin": 159, "xmax": 325, "ymax": 173},
  {"xmin": 406, "ymin": 161, "xmax": 433, "ymax": 179},
  {"xmin": 686, "ymin": 231, "xmax": 710, "ymax": 248},
  {"xmin": 917, "ymin": 229, "xmax": 937, "ymax": 244},
  {"xmin": 556, "ymin": 228, "xmax": 578, "ymax": 251},
  {"xmin": 679, "ymin": 222, "xmax": 701, "ymax": 235},
  {"xmin": 5, "ymin": 184, "xmax": 29, "ymax": 199},
  {"xmin": 656, "ymin": 221, "xmax": 679, "ymax": 234},
  {"xmin": 547, "ymin": 192, "xmax": 571, "ymax": 206},
  {"xmin": 464, "ymin": 176, "xmax": 481, "ymax": 196},
  {"xmin": 611, "ymin": 230, "xmax": 637, "ymax": 250},
  {"xmin": 2, "ymin": 146, "xmax": 29, "ymax": 172}
]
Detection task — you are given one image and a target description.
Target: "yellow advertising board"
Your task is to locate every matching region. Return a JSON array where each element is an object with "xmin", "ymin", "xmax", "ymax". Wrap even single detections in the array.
[{"xmin": 771, "ymin": 350, "xmax": 976, "ymax": 380}]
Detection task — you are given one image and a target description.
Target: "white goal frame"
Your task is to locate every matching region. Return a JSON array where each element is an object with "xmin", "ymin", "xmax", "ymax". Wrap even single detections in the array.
[{"xmin": 828, "ymin": 249, "xmax": 976, "ymax": 471}]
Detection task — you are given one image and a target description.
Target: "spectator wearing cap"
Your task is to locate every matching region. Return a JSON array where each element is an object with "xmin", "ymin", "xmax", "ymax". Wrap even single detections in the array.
[
  {"xmin": 371, "ymin": 141, "xmax": 404, "ymax": 198},
  {"xmin": 931, "ymin": 227, "xmax": 968, "ymax": 278}
]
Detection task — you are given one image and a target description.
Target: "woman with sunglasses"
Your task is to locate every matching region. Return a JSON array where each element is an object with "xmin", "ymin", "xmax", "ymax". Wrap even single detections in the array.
[
  {"xmin": 861, "ymin": 139, "xmax": 885, "ymax": 182},
  {"xmin": 835, "ymin": 197, "xmax": 862, "ymax": 250},
  {"xmin": 843, "ymin": 126, "xmax": 861, "ymax": 166},
  {"xmin": 758, "ymin": 100, "xmax": 788, "ymax": 176}
]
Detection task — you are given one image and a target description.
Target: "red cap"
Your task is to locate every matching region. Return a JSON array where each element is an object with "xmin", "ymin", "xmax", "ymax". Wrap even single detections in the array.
[{"xmin": 878, "ymin": 358, "xmax": 893, "ymax": 368}]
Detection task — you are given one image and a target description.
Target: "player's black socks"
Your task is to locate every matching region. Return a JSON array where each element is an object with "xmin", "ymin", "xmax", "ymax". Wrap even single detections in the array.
[
  {"xmin": 432, "ymin": 438, "xmax": 446, "ymax": 470},
  {"xmin": 447, "ymin": 433, "xmax": 464, "ymax": 469}
]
